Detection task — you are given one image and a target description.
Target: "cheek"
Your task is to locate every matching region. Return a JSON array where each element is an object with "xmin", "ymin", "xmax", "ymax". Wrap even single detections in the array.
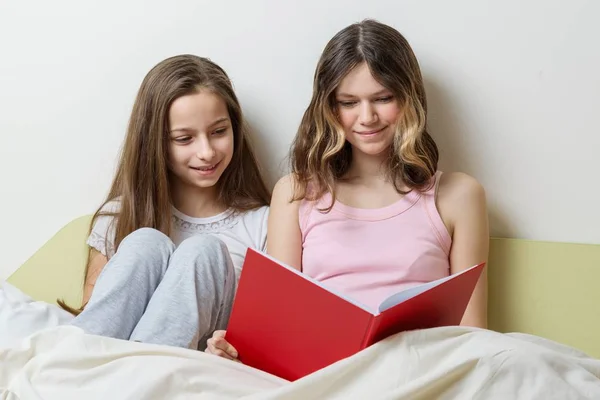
[
  {"xmin": 217, "ymin": 134, "xmax": 235, "ymax": 159},
  {"xmin": 380, "ymin": 103, "xmax": 402, "ymax": 124},
  {"xmin": 167, "ymin": 145, "xmax": 187, "ymax": 168},
  {"xmin": 337, "ymin": 109, "xmax": 356, "ymax": 130}
]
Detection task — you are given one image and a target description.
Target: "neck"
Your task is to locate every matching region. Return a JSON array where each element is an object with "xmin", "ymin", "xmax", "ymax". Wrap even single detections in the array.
[
  {"xmin": 345, "ymin": 150, "xmax": 390, "ymax": 183},
  {"xmin": 169, "ymin": 178, "xmax": 227, "ymax": 218}
]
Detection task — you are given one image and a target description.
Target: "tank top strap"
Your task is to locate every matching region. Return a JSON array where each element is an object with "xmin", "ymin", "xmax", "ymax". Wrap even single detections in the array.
[
  {"xmin": 298, "ymin": 180, "xmax": 321, "ymax": 239},
  {"xmin": 423, "ymin": 170, "xmax": 444, "ymax": 197},
  {"xmin": 421, "ymin": 171, "xmax": 452, "ymax": 255}
]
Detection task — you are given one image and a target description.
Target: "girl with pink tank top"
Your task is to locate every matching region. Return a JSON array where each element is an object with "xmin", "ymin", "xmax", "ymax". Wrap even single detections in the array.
[
  {"xmin": 298, "ymin": 171, "xmax": 452, "ymax": 311},
  {"xmin": 206, "ymin": 19, "xmax": 489, "ymax": 361}
]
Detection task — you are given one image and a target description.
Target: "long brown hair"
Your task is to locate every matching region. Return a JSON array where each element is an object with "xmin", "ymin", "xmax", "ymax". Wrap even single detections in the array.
[
  {"xmin": 290, "ymin": 19, "xmax": 438, "ymax": 209},
  {"xmin": 59, "ymin": 54, "xmax": 270, "ymax": 313}
]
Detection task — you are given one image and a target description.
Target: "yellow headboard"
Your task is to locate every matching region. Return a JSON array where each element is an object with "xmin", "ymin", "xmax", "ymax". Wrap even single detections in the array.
[
  {"xmin": 7, "ymin": 216, "xmax": 600, "ymax": 358},
  {"xmin": 7, "ymin": 215, "xmax": 91, "ymax": 309},
  {"xmin": 488, "ymin": 237, "xmax": 600, "ymax": 357}
]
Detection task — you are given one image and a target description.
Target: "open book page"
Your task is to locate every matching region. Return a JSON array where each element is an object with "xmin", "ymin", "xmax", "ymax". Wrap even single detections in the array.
[
  {"xmin": 256, "ymin": 250, "xmax": 376, "ymax": 314},
  {"xmin": 377, "ymin": 263, "xmax": 484, "ymax": 313}
]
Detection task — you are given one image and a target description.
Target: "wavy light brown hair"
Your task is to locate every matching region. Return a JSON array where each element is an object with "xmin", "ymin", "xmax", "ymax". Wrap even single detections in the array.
[
  {"xmin": 290, "ymin": 19, "xmax": 438, "ymax": 208},
  {"xmin": 59, "ymin": 54, "xmax": 269, "ymax": 313}
]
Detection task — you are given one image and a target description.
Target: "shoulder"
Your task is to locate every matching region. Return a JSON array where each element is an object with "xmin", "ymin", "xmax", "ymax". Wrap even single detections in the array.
[
  {"xmin": 88, "ymin": 197, "xmax": 122, "ymax": 257},
  {"xmin": 437, "ymin": 172, "xmax": 486, "ymax": 205},
  {"xmin": 272, "ymin": 174, "xmax": 298, "ymax": 202},
  {"xmin": 272, "ymin": 173, "xmax": 318, "ymax": 205},
  {"xmin": 92, "ymin": 197, "xmax": 122, "ymax": 228},
  {"xmin": 98, "ymin": 197, "xmax": 122, "ymax": 214},
  {"xmin": 436, "ymin": 172, "xmax": 487, "ymax": 233},
  {"xmin": 272, "ymin": 174, "xmax": 302, "ymax": 209},
  {"xmin": 90, "ymin": 198, "xmax": 121, "ymax": 231},
  {"xmin": 270, "ymin": 174, "xmax": 304, "ymax": 222}
]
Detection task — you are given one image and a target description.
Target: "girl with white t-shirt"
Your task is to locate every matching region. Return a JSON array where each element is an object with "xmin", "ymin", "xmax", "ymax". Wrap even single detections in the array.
[{"xmin": 60, "ymin": 54, "xmax": 270, "ymax": 351}]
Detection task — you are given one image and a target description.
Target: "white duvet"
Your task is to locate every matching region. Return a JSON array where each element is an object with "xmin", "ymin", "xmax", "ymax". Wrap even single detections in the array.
[{"xmin": 2, "ymin": 281, "xmax": 600, "ymax": 399}]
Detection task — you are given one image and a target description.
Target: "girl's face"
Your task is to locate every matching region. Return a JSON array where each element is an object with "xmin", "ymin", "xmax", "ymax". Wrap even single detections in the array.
[
  {"xmin": 335, "ymin": 62, "xmax": 402, "ymax": 157},
  {"xmin": 167, "ymin": 90, "xmax": 234, "ymax": 191}
]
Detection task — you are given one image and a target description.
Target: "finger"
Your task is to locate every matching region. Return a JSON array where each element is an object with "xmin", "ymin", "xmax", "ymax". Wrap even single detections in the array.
[
  {"xmin": 212, "ymin": 330, "xmax": 226, "ymax": 339},
  {"xmin": 214, "ymin": 337, "xmax": 238, "ymax": 358},
  {"xmin": 206, "ymin": 338, "xmax": 216, "ymax": 352},
  {"xmin": 213, "ymin": 348, "xmax": 235, "ymax": 361},
  {"xmin": 206, "ymin": 339, "xmax": 235, "ymax": 360},
  {"xmin": 207, "ymin": 340, "xmax": 220, "ymax": 354}
]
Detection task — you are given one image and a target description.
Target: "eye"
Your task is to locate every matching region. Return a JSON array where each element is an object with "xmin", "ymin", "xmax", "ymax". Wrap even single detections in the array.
[
  {"xmin": 212, "ymin": 127, "xmax": 228, "ymax": 136},
  {"xmin": 375, "ymin": 96, "xmax": 394, "ymax": 103},
  {"xmin": 337, "ymin": 100, "xmax": 358, "ymax": 108},
  {"xmin": 173, "ymin": 136, "xmax": 192, "ymax": 144}
]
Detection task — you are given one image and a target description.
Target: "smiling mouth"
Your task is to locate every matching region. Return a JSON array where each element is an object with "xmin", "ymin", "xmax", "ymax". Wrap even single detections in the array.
[
  {"xmin": 355, "ymin": 127, "xmax": 386, "ymax": 135},
  {"xmin": 190, "ymin": 162, "xmax": 219, "ymax": 172}
]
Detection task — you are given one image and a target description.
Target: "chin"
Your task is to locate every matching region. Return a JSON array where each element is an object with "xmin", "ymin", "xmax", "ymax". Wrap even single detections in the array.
[
  {"xmin": 347, "ymin": 138, "xmax": 394, "ymax": 156},
  {"xmin": 175, "ymin": 173, "xmax": 221, "ymax": 191},
  {"xmin": 353, "ymin": 144, "xmax": 392, "ymax": 157},
  {"xmin": 191, "ymin": 176, "xmax": 222, "ymax": 189}
]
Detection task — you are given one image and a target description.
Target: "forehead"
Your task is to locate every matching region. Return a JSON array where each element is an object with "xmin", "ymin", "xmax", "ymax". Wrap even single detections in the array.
[
  {"xmin": 169, "ymin": 90, "xmax": 229, "ymax": 128},
  {"xmin": 335, "ymin": 62, "xmax": 389, "ymax": 97}
]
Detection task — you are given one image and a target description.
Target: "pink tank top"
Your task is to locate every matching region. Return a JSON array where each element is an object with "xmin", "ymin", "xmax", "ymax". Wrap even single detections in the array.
[{"xmin": 298, "ymin": 171, "xmax": 452, "ymax": 311}]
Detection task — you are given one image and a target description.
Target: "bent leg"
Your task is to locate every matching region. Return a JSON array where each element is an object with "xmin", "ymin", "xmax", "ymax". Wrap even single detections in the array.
[
  {"xmin": 130, "ymin": 235, "xmax": 235, "ymax": 350},
  {"xmin": 71, "ymin": 228, "xmax": 174, "ymax": 339}
]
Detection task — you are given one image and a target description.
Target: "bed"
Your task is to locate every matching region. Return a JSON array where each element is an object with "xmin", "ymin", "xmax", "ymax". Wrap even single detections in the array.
[{"xmin": 2, "ymin": 215, "xmax": 599, "ymax": 399}]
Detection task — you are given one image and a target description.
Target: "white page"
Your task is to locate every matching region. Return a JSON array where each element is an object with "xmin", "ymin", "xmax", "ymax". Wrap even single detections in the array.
[{"xmin": 377, "ymin": 264, "xmax": 482, "ymax": 313}]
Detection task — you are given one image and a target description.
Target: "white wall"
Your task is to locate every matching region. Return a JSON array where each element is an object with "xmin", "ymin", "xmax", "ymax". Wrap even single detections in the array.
[{"xmin": 1, "ymin": 0, "xmax": 599, "ymax": 279}]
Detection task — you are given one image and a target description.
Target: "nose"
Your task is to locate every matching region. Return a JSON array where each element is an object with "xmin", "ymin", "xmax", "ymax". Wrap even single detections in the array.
[
  {"xmin": 358, "ymin": 101, "xmax": 378, "ymax": 126},
  {"xmin": 195, "ymin": 136, "xmax": 216, "ymax": 161}
]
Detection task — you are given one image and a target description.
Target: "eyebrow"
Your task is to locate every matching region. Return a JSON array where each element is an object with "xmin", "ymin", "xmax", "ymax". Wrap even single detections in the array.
[
  {"xmin": 336, "ymin": 89, "xmax": 392, "ymax": 98},
  {"xmin": 170, "ymin": 117, "xmax": 230, "ymax": 134}
]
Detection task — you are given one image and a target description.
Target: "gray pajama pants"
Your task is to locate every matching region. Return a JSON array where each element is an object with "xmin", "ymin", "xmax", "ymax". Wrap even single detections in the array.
[{"xmin": 71, "ymin": 228, "xmax": 235, "ymax": 351}]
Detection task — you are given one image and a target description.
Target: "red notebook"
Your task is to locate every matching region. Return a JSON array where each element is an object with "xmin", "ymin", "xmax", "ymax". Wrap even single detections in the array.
[{"xmin": 225, "ymin": 248, "xmax": 485, "ymax": 381}]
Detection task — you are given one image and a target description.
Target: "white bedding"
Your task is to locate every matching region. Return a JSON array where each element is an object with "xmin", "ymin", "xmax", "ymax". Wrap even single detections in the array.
[
  {"xmin": 0, "ymin": 281, "xmax": 73, "ymax": 349},
  {"xmin": 2, "ymin": 282, "xmax": 600, "ymax": 399}
]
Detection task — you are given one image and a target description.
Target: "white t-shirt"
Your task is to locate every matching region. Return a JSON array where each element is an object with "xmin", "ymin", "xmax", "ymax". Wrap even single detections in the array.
[{"xmin": 87, "ymin": 199, "xmax": 269, "ymax": 282}]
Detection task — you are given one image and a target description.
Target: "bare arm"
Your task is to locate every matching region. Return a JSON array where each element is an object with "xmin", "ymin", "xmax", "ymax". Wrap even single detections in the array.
[
  {"xmin": 437, "ymin": 172, "xmax": 489, "ymax": 329},
  {"xmin": 266, "ymin": 174, "xmax": 303, "ymax": 271},
  {"xmin": 83, "ymin": 249, "xmax": 108, "ymax": 304}
]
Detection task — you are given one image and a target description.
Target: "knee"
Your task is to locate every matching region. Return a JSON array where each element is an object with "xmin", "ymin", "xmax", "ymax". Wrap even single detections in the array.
[
  {"xmin": 174, "ymin": 235, "xmax": 233, "ymax": 276},
  {"xmin": 119, "ymin": 228, "xmax": 175, "ymax": 255},
  {"xmin": 177, "ymin": 234, "xmax": 228, "ymax": 255}
]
